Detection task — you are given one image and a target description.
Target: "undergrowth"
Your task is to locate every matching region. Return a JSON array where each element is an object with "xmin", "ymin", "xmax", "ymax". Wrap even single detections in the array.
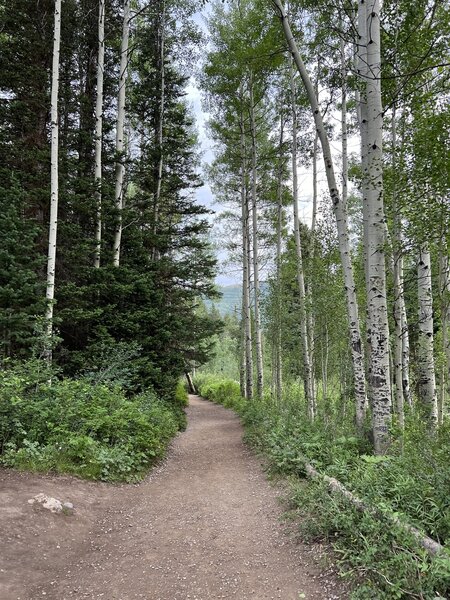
[
  {"xmin": 0, "ymin": 360, "xmax": 187, "ymax": 482},
  {"xmin": 195, "ymin": 372, "xmax": 450, "ymax": 600}
]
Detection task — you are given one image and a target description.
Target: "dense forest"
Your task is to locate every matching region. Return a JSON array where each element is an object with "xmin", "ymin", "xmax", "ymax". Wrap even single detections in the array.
[
  {"xmin": 196, "ymin": 0, "xmax": 450, "ymax": 597},
  {"xmin": 0, "ymin": 0, "xmax": 220, "ymax": 479},
  {"xmin": 0, "ymin": 0, "xmax": 449, "ymax": 598}
]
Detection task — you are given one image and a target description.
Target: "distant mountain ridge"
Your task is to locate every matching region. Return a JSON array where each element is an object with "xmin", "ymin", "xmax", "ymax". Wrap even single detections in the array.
[
  {"xmin": 207, "ymin": 284, "xmax": 242, "ymax": 316},
  {"xmin": 206, "ymin": 283, "xmax": 268, "ymax": 316}
]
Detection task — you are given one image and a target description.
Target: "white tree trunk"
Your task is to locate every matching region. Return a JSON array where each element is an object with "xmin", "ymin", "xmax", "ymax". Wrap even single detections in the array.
[
  {"xmin": 365, "ymin": 0, "xmax": 392, "ymax": 453},
  {"xmin": 152, "ymin": 0, "xmax": 166, "ymax": 261},
  {"xmin": 94, "ymin": 0, "xmax": 105, "ymax": 268},
  {"xmin": 241, "ymin": 107, "xmax": 253, "ymax": 400},
  {"xmin": 45, "ymin": 0, "xmax": 62, "ymax": 359},
  {"xmin": 275, "ymin": 114, "xmax": 284, "ymax": 404},
  {"xmin": 311, "ymin": 122, "xmax": 318, "ymax": 233},
  {"xmin": 273, "ymin": 0, "xmax": 367, "ymax": 429},
  {"xmin": 390, "ymin": 111, "xmax": 411, "ymax": 425},
  {"xmin": 391, "ymin": 112, "xmax": 403, "ymax": 427},
  {"xmin": 322, "ymin": 322, "xmax": 329, "ymax": 404},
  {"xmin": 307, "ymin": 70, "xmax": 319, "ymax": 413},
  {"xmin": 418, "ymin": 245, "xmax": 438, "ymax": 426},
  {"xmin": 439, "ymin": 241, "xmax": 450, "ymax": 424},
  {"xmin": 289, "ymin": 56, "xmax": 314, "ymax": 419},
  {"xmin": 340, "ymin": 32, "xmax": 348, "ymax": 208},
  {"xmin": 249, "ymin": 79, "xmax": 264, "ymax": 399},
  {"xmin": 113, "ymin": 0, "xmax": 131, "ymax": 267},
  {"xmin": 356, "ymin": 0, "xmax": 370, "ymax": 295}
]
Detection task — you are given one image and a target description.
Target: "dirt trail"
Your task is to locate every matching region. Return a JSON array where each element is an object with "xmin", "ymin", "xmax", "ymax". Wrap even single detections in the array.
[{"xmin": 1, "ymin": 396, "xmax": 348, "ymax": 600}]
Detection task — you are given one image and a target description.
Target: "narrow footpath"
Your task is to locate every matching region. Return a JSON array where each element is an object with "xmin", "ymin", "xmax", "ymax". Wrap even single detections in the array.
[{"xmin": 1, "ymin": 396, "xmax": 348, "ymax": 600}]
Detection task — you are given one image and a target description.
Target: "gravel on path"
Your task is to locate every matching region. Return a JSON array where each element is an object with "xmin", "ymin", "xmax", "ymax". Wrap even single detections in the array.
[{"xmin": 1, "ymin": 395, "xmax": 349, "ymax": 600}]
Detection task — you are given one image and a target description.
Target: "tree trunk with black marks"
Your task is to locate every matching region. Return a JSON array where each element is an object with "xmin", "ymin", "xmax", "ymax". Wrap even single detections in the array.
[
  {"xmin": 249, "ymin": 78, "xmax": 264, "ymax": 399},
  {"xmin": 417, "ymin": 245, "xmax": 438, "ymax": 427},
  {"xmin": 240, "ymin": 105, "xmax": 253, "ymax": 400},
  {"xmin": 273, "ymin": 0, "xmax": 367, "ymax": 430},
  {"xmin": 94, "ymin": 0, "xmax": 105, "ymax": 268},
  {"xmin": 113, "ymin": 0, "xmax": 131, "ymax": 267},
  {"xmin": 289, "ymin": 56, "xmax": 314, "ymax": 419},
  {"xmin": 365, "ymin": 0, "xmax": 392, "ymax": 453},
  {"xmin": 45, "ymin": 0, "xmax": 62, "ymax": 361}
]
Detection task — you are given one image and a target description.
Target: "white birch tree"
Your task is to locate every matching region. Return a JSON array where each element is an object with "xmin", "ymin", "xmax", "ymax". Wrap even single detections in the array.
[
  {"xmin": 275, "ymin": 112, "xmax": 285, "ymax": 403},
  {"xmin": 289, "ymin": 56, "xmax": 314, "ymax": 419},
  {"xmin": 152, "ymin": 0, "xmax": 166, "ymax": 261},
  {"xmin": 94, "ymin": 0, "xmax": 105, "ymax": 268},
  {"xmin": 240, "ymin": 106, "xmax": 254, "ymax": 400},
  {"xmin": 417, "ymin": 245, "xmax": 438, "ymax": 426},
  {"xmin": 113, "ymin": 0, "xmax": 131, "ymax": 267},
  {"xmin": 439, "ymin": 239, "xmax": 450, "ymax": 424},
  {"xmin": 249, "ymin": 77, "xmax": 264, "ymax": 399},
  {"xmin": 364, "ymin": 0, "xmax": 392, "ymax": 453},
  {"xmin": 44, "ymin": 0, "xmax": 62, "ymax": 359},
  {"xmin": 272, "ymin": 0, "xmax": 368, "ymax": 431}
]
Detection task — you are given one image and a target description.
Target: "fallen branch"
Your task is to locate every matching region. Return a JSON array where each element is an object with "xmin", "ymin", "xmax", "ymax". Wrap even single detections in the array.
[{"xmin": 304, "ymin": 463, "xmax": 445, "ymax": 556}]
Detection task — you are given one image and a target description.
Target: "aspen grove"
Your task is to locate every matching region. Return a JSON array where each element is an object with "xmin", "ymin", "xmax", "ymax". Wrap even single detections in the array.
[
  {"xmin": 197, "ymin": 0, "xmax": 450, "ymax": 597},
  {"xmin": 0, "ymin": 0, "xmax": 450, "ymax": 597}
]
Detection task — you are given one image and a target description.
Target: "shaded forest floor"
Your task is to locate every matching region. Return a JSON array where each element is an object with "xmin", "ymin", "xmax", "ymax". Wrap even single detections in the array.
[{"xmin": 0, "ymin": 396, "xmax": 349, "ymax": 600}]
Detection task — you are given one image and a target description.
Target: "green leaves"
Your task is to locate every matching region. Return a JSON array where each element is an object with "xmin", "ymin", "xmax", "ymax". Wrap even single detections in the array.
[{"xmin": 0, "ymin": 364, "xmax": 180, "ymax": 482}]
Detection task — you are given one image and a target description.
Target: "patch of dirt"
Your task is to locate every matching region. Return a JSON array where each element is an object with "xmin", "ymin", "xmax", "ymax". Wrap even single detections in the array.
[{"xmin": 0, "ymin": 395, "xmax": 349, "ymax": 600}]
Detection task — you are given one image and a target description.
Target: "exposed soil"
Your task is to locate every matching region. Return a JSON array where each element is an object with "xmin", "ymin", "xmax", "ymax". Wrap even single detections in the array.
[{"xmin": 0, "ymin": 395, "xmax": 349, "ymax": 600}]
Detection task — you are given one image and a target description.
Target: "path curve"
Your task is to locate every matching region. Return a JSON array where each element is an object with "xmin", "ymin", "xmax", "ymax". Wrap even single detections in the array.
[{"xmin": 18, "ymin": 396, "xmax": 348, "ymax": 599}]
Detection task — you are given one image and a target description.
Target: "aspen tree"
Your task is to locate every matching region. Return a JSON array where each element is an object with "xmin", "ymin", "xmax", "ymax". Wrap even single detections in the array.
[
  {"xmin": 390, "ymin": 109, "xmax": 411, "ymax": 426},
  {"xmin": 272, "ymin": 0, "xmax": 368, "ymax": 431},
  {"xmin": 340, "ymin": 32, "xmax": 348, "ymax": 208},
  {"xmin": 94, "ymin": 0, "xmax": 105, "ymax": 268},
  {"xmin": 307, "ymin": 68, "xmax": 319, "ymax": 408},
  {"xmin": 356, "ymin": 0, "xmax": 370, "ymax": 293},
  {"xmin": 365, "ymin": 0, "xmax": 392, "ymax": 452},
  {"xmin": 438, "ymin": 240, "xmax": 450, "ymax": 425},
  {"xmin": 275, "ymin": 112, "xmax": 285, "ymax": 403},
  {"xmin": 113, "ymin": 0, "xmax": 131, "ymax": 267},
  {"xmin": 249, "ymin": 77, "xmax": 264, "ymax": 399},
  {"xmin": 152, "ymin": 0, "xmax": 166, "ymax": 260},
  {"xmin": 417, "ymin": 245, "xmax": 438, "ymax": 426},
  {"xmin": 44, "ymin": 0, "xmax": 62, "ymax": 360},
  {"xmin": 289, "ymin": 56, "xmax": 314, "ymax": 419},
  {"xmin": 240, "ymin": 104, "xmax": 254, "ymax": 400}
]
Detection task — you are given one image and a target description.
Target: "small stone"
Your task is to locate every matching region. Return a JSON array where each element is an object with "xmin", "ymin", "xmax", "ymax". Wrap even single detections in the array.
[{"xmin": 32, "ymin": 493, "xmax": 63, "ymax": 513}]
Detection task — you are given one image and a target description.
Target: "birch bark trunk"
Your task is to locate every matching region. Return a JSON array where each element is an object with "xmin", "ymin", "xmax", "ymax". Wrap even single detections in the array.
[
  {"xmin": 249, "ymin": 78, "xmax": 264, "ymax": 399},
  {"xmin": 417, "ymin": 245, "xmax": 438, "ymax": 426},
  {"xmin": 307, "ymin": 70, "xmax": 319, "ymax": 412},
  {"xmin": 241, "ymin": 107, "xmax": 253, "ymax": 400},
  {"xmin": 356, "ymin": 0, "xmax": 370, "ymax": 294},
  {"xmin": 45, "ymin": 0, "xmax": 62, "ymax": 359},
  {"xmin": 273, "ymin": 0, "xmax": 367, "ymax": 429},
  {"xmin": 113, "ymin": 0, "xmax": 131, "ymax": 267},
  {"xmin": 289, "ymin": 56, "xmax": 314, "ymax": 419},
  {"xmin": 392, "ymin": 108, "xmax": 411, "ymax": 428},
  {"xmin": 94, "ymin": 0, "xmax": 105, "ymax": 268},
  {"xmin": 152, "ymin": 0, "xmax": 166, "ymax": 260},
  {"xmin": 275, "ymin": 114, "xmax": 285, "ymax": 403},
  {"xmin": 365, "ymin": 0, "xmax": 392, "ymax": 453},
  {"xmin": 439, "ymin": 240, "xmax": 450, "ymax": 424},
  {"xmin": 340, "ymin": 32, "xmax": 348, "ymax": 208}
]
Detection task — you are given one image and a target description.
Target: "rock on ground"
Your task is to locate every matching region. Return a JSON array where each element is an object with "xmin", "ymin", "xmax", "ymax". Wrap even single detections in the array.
[{"xmin": 0, "ymin": 395, "xmax": 349, "ymax": 600}]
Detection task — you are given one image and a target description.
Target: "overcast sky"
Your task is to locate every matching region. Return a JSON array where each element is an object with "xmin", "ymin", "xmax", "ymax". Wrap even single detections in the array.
[{"xmin": 185, "ymin": 9, "xmax": 359, "ymax": 287}]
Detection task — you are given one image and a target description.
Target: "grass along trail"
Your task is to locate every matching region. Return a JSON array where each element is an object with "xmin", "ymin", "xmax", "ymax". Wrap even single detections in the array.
[{"xmin": 2, "ymin": 396, "xmax": 348, "ymax": 600}]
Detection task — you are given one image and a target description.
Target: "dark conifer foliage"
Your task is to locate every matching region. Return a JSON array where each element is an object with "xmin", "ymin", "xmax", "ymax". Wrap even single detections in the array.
[{"xmin": 0, "ymin": 0, "xmax": 220, "ymax": 395}]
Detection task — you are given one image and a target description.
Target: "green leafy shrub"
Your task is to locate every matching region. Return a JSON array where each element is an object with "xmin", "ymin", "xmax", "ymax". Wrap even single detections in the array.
[
  {"xmin": 174, "ymin": 379, "xmax": 188, "ymax": 406},
  {"xmin": 0, "ymin": 365, "xmax": 179, "ymax": 481},
  {"xmin": 195, "ymin": 373, "xmax": 246, "ymax": 412}
]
